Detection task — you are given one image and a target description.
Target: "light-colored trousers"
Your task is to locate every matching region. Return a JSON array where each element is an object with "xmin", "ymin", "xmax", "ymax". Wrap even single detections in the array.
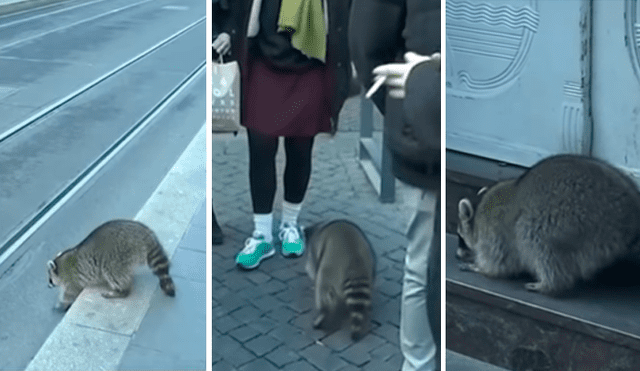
[{"xmin": 401, "ymin": 186, "xmax": 440, "ymax": 371}]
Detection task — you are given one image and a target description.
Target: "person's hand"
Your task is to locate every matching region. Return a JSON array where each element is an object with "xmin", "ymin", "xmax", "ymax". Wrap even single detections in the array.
[
  {"xmin": 213, "ymin": 32, "xmax": 231, "ymax": 56},
  {"xmin": 371, "ymin": 52, "xmax": 440, "ymax": 99}
]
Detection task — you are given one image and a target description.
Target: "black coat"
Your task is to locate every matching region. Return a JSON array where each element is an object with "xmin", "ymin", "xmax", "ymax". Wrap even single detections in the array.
[
  {"xmin": 391, "ymin": 61, "xmax": 440, "ymax": 190},
  {"xmin": 212, "ymin": 0, "xmax": 243, "ymax": 61},
  {"xmin": 349, "ymin": 0, "xmax": 440, "ymax": 190},
  {"xmin": 233, "ymin": 0, "xmax": 352, "ymax": 127}
]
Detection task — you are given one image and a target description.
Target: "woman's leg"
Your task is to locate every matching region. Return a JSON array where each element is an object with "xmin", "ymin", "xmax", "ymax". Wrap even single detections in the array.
[
  {"xmin": 283, "ymin": 135, "xmax": 315, "ymax": 204},
  {"xmin": 248, "ymin": 129, "xmax": 279, "ymax": 216},
  {"xmin": 279, "ymin": 135, "xmax": 315, "ymax": 257},
  {"xmin": 236, "ymin": 129, "xmax": 279, "ymax": 269}
]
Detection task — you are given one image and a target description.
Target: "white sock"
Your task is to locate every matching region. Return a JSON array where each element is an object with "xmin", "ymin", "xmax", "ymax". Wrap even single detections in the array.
[
  {"xmin": 281, "ymin": 201, "xmax": 302, "ymax": 228},
  {"xmin": 253, "ymin": 213, "xmax": 273, "ymax": 242}
]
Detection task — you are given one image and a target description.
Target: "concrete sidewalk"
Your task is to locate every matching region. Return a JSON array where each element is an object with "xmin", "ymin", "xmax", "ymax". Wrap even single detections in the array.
[
  {"xmin": 212, "ymin": 97, "xmax": 418, "ymax": 370},
  {"xmin": 26, "ymin": 124, "xmax": 206, "ymax": 371},
  {"xmin": 117, "ymin": 199, "xmax": 206, "ymax": 370}
]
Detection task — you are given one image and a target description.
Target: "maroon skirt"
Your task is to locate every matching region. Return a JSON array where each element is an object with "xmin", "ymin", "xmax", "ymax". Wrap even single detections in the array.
[{"xmin": 243, "ymin": 57, "xmax": 331, "ymax": 137}]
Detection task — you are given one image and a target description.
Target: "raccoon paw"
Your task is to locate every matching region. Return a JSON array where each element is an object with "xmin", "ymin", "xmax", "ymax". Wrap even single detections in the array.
[
  {"xmin": 456, "ymin": 247, "xmax": 474, "ymax": 262},
  {"xmin": 351, "ymin": 330, "xmax": 364, "ymax": 341},
  {"xmin": 458, "ymin": 262, "xmax": 477, "ymax": 272},
  {"xmin": 53, "ymin": 302, "xmax": 71, "ymax": 312},
  {"xmin": 102, "ymin": 289, "xmax": 130, "ymax": 298},
  {"xmin": 524, "ymin": 282, "xmax": 543, "ymax": 292},
  {"xmin": 313, "ymin": 313, "xmax": 325, "ymax": 329}
]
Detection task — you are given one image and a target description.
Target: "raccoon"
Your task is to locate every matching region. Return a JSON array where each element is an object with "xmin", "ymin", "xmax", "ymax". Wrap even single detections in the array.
[
  {"xmin": 304, "ymin": 219, "xmax": 376, "ymax": 340},
  {"xmin": 47, "ymin": 219, "xmax": 175, "ymax": 311},
  {"xmin": 457, "ymin": 154, "xmax": 640, "ymax": 295}
]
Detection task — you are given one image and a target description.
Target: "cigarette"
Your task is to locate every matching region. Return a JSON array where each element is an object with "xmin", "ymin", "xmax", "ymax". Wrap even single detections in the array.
[{"xmin": 365, "ymin": 75, "xmax": 386, "ymax": 99}]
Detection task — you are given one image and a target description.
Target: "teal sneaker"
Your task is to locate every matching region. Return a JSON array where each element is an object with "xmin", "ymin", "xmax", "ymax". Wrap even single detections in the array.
[
  {"xmin": 235, "ymin": 234, "xmax": 275, "ymax": 269},
  {"xmin": 279, "ymin": 223, "xmax": 304, "ymax": 257}
]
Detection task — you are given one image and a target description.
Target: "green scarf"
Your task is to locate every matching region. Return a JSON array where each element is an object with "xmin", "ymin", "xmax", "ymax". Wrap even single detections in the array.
[{"xmin": 278, "ymin": 0, "xmax": 327, "ymax": 62}]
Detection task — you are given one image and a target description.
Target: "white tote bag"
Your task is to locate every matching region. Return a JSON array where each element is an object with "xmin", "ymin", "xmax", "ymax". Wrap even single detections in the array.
[{"xmin": 212, "ymin": 56, "xmax": 242, "ymax": 132}]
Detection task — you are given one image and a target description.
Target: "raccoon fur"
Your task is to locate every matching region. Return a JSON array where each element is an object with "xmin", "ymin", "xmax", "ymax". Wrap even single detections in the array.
[
  {"xmin": 457, "ymin": 154, "xmax": 640, "ymax": 295},
  {"xmin": 47, "ymin": 219, "xmax": 175, "ymax": 311},
  {"xmin": 304, "ymin": 219, "xmax": 376, "ymax": 340}
]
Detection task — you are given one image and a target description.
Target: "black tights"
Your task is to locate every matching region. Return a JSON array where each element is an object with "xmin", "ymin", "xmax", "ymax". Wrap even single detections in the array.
[{"xmin": 248, "ymin": 129, "xmax": 315, "ymax": 214}]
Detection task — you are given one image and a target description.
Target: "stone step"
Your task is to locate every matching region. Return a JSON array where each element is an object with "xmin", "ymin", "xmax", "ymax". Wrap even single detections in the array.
[
  {"xmin": 446, "ymin": 233, "xmax": 640, "ymax": 371},
  {"xmin": 446, "ymin": 350, "xmax": 510, "ymax": 371}
]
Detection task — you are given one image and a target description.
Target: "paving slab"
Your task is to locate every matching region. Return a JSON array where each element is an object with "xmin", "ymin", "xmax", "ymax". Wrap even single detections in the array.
[{"xmin": 213, "ymin": 96, "xmax": 417, "ymax": 369}]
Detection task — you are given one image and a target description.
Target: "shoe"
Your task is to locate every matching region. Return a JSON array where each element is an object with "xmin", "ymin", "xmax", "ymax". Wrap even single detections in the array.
[
  {"xmin": 279, "ymin": 223, "xmax": 304, "ymax": 257},
  {"xmin": 213, "ymin": 222, "xmax": 224, "ymax": 245},
  {"xmin": 235, "ymin": 234, "xmax": 275, "ymax": 269}
]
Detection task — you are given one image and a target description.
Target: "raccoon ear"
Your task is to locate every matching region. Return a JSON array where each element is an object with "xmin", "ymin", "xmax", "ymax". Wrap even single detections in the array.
[
  {"xmin": 477, "ymin": 186, "xmax": 488, "ymax": 195},
  {"xmin": 47, "ymin": 260, "xmax": 56, "ymax": 270},
  {"xmin": 458, "ymin": 198, "xmax": 474, "ymax": 221}
]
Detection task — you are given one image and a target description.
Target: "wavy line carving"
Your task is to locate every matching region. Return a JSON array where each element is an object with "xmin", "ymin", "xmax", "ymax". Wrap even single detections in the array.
[
  {"xmin": 562, "ymin": 102, "xmax": 586, "ymax": 153},
  {"xmin": 447, "ymin": 0, "xmax": 539, "ymax": 97},
  {"xmin": 448, "ymin": 1, "xmax": 540, "ymax": 31},
  {"xmin": 563, "ymin": 81, "xmax": 582, "ymax": 99},
  {"xmin": 626, "ymin": 1, "xmax": 640, "ymax": 81},
  {"xmin": 455, "ymin": 30, "xmax": 534, "ymax": 91}
]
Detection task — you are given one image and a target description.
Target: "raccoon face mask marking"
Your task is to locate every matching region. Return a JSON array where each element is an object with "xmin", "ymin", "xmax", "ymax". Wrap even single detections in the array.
[{"xmin": 47, "ymin": 260, "xmax": 57, "ymax": 288}]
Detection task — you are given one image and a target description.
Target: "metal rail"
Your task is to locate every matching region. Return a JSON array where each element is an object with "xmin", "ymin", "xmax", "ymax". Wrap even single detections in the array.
[
  {"xmin": 0, "ymin": 0, "xmax": 108, "ymax": 29},
  {"xmin": 0, "ymin": 17, "xmax": 205, "ymax": 145},
  {"xmin": 0, "ymin": 15, "xmax": 205, "ymax": 267}
]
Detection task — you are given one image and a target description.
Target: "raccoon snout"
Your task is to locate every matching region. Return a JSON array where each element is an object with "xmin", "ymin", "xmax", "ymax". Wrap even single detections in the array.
[{"xmin": 456, "ymin": 237, "xmax": 474, "ymax": 262}]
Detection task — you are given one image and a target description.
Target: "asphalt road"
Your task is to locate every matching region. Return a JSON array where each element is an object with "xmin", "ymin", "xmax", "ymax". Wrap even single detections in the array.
[{"xmin": 0, "ymin": 0, "xmax": 205, "ymax": 368}]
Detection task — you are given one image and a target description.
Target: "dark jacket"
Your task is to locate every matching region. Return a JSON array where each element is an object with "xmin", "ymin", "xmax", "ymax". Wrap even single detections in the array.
[
  {"xmin": 236, "ymin": 0, "xmax": 352, "ymax": 127},
  {"xmin": 391, "ymin": 61, "xmax": 440, "ymax": 189},
  {"xmin": 349, "ymin": 0, "xmax": 440, "ymax": 190},
  {"xmin": 212, "ymin": 0, "xmax": 243, "ymax": 61}
]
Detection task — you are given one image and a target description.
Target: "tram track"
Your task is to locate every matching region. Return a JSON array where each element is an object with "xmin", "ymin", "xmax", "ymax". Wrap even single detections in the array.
[
  {"xmin": 0, "ymin": 0, "xmax": 155, "ymax": 50},
  {"xmin": 0, "ymin": 0, "xmax": 205, "ymax": 367},
  {"xmin": 0, "ymin": 0, "xmax": 111, "ymax": 28},
  {"xmin": 0, "ymin": 16, "xmax": 204, "ymax": 144},
  {"xmin": 0, "ymin": 3, "xmax": 205, "ymax": 269},
  {"xmin": 0, "ymin": 60, "xmax": 205, "ymax": 270}
]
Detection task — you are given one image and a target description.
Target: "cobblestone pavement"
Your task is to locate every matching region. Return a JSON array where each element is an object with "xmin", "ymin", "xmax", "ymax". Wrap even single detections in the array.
[{"xmin": 212, "ymin": 98, "xmax": 416, "ymax": 371}]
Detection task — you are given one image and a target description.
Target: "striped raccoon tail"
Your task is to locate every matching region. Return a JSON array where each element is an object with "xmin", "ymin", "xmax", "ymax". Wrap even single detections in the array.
[
  {"xmin": 344, "ymin": 278, "xmax": 372, "ymax": 340},
  {"xmin": 147, "ymin": 242, "xmax": 175, "ymax": 297}
]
